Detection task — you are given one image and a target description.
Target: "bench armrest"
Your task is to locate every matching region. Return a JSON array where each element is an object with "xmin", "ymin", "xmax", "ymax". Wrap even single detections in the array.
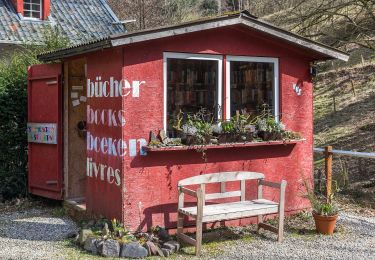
[
  {"xmin": 259, "ymin": 180, "xmax": 286, "ymax": 189},
  {"xmin": 179, "ymin": 186, "xmax": 198, "ymax": 198},
  {"xmin": 258, "ymin": 180, "xmax": 287, "ymax": 205}
]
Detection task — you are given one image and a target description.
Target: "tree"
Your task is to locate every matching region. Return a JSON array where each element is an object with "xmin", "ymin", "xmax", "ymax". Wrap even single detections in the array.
[{"xmin": 288, "ymin": 0, "xmax": 375, "ymax": 51}]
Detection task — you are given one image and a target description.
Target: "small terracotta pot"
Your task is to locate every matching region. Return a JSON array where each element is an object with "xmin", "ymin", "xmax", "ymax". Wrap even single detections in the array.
[{"xmin": 313, "ymin": 212, "xmax": 338, "ymax": 235}]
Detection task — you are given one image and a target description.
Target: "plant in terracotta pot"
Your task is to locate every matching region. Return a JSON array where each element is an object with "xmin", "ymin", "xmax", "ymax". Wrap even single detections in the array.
[
  {"xmin": 311, "ymin": 198, "xmax": 339, "ymax": 235},
  {"xmin": 301, "ymin": 174, "xmax": 339, "ymax": 235}
]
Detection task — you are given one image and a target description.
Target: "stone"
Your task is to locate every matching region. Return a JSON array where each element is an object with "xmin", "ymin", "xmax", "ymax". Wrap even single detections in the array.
[
  {"xmin": 65, "ymin": 231, "xmax": 78, "ymax": 239},
  {"xmin": 78, "ymin": 229, "xmax": 93, "ymax": 245},
  {"xmin": 102, "ymin": 223, "xmax": 110, "ymax": 236},
  {"xmin": 120, "ymin": 242, "xmax": 148, "ymax": 259},
  {"xmin": 157, "ymin": 227, "xmax": 171, "ymax": 242},
  {"xmin": 210, "ymin": 138, "xmax": 218, "ymax": 144},
  {"xmin": 162, "ymin": 248, "xmax": 171, "ymax": 257},
  {"xmin": 100, "ymin": 239, "xmax": 120, "ymax": 257},
  {"xmin": 143, "ymin": 242, "xmax": 151, "ymax": 256},
  {"xmin": 149, "ymin": 131, "xmax": 158, "ymax": 142},
  {"xmin": 84, "ymin": 237, "xmax": 98, "ymax": 254},
  {"xmin": 159, "ymin": 130, "xmax": 167, "ymax": 142},
  {"xmin": 144, "ymin": 241, "xmax": 163, "ymax": 256},
  {"xmin": 162, "ymin": 240, "xmax": 180, "ymax": 253}
]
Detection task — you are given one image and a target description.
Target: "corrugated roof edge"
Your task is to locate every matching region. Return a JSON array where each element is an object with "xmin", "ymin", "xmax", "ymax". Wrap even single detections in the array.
[
  {"xmin": 38, "ymin": 11, "xmax": 349, "ymax": 62},
  {"xmin": 38, "ymin": 37, "xmax": 111, "ymax": 61}
]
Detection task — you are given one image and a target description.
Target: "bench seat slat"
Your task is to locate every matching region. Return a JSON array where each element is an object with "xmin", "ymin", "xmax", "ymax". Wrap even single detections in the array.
[{"xmin": 179, "ymin": 199, "xmax": 278, "ymax": 222}]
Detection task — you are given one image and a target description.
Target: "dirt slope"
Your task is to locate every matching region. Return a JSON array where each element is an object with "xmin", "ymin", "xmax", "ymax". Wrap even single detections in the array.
[{"xmin": 313, "ymin": 62, "xmax": 375, "ymax": 207}]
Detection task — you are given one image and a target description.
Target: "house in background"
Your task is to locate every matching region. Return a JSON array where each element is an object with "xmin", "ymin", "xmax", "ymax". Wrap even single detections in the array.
[{"xmin": 0, "ymin": 0, "xmax": 125, "ymax": 58}]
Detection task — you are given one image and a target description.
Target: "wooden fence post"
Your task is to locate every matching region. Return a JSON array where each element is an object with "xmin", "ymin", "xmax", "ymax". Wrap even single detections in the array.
[{"xmin": 325, "ymin": 146, "xmax": 333, "ymax": 203}]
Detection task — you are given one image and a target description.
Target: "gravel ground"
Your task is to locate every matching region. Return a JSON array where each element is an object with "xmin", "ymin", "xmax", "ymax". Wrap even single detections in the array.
[
  {"xmin": 0, "ymin": 203, "xmax": 374, "ymax": 260},
  {"xmin": 0, "ymin": 207, "xmax": 78, "ymax": 260},
  {"xmin": 214, "ymin": 212, "xmax": 375, "ymax": 260}
]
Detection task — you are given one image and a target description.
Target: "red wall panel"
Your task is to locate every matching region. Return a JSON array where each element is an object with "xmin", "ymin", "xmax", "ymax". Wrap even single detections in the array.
[
  {"xmin": 74, "ymin": 24, "xmax": 316, "ymax": 231},
  {"xmin": 84, "ymin": 48, "xmax": 124, "ymax": 220},
  {"xmin": 120, "ymin": 25, "xmax": 314, "ymax": 231}
]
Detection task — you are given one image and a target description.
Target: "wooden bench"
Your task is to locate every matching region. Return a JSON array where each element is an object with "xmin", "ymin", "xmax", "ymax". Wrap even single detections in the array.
[{"xmin": 176, "ymin": 171, "xmax": 287, "ymax": 256}]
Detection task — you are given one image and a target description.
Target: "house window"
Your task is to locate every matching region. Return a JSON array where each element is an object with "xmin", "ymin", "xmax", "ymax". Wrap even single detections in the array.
[
  {"xmin": 163, "ymin": 53, "xmax": 279, "ymax": 134},
  {"xmin": 225, "ymin": 56, "xmax": 279, "ymax": 120},
  {"xmin": 24, "ymin": 0, "xmax": 42, "ymax": 19},
  {"xmin": 164, "ymin": 53, "xmax": 223, "ymax": 136}
]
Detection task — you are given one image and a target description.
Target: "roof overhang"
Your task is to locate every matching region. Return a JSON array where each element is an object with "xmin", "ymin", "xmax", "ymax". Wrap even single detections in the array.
[{"xmin": 38, "ymin": 13, "xmax": 349, "ymax": 62}]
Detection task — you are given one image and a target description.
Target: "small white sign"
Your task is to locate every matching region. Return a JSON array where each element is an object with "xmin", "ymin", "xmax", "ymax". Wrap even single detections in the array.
[
  {"xmin": 72, "ymin": 99, "xmax": 80, "ymax": 107},
  {"xmin": 72, "ymin": 85, "xmax": 84, "ymax": 91}
]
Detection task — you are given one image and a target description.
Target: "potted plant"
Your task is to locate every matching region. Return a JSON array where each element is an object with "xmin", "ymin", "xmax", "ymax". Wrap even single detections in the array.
[
  {"xmin": 218, "ymin": 121, "xmax": 235, "ymax": 143},
  {"xmin": 301, "ymin": 174, "xmax": 339, "ymax": 235},
  {"xmin": 256, "ymin": 118, "xmax": 270, "ymax": 140},
  {"xmin": 311, "ymin": 198, "xmax": 339, "ymax": 235},
  {"xmin": 181, "ymin": 124, "xmax": 198, "ymax": 145}
]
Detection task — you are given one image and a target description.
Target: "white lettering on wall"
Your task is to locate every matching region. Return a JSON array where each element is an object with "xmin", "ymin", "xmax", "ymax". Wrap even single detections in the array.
[
  {"xmin": 86, "ymin": 75, "xmax": 148, "ymax": 188},
  {"xmin": 87, "ymin": 105, "xmax": 126, "ymax": 127},
  {"xmin": 87, "ymin": 77, "xmax": 145, "ymax": 98},
  {"xmin": 86, "ymin": 157, "xmax": 121, "ymax": 186}
]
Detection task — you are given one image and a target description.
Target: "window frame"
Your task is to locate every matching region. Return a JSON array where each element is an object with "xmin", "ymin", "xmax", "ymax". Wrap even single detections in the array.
[
  {"xmin": 163, "ymin": 52, "xmax": 223, "ymax": 131},
  {"xmin": 225, "ymin": 56, "xmax": 279, "ymax": 121},
  {"xmin": 23, "ymin": 0, "xmax": 43, "ymax": 20}
]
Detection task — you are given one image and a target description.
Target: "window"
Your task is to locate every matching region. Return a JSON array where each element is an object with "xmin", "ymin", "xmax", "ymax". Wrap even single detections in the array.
[
  {"xmin": 163, "ymin": 53, "xmax": 279, "ymax": 134},
  {"xmin": 23, "ymin": 0, "xmax": 42, "ymax": 19},
  {"xmin": 226, "ymin": 56, "xmax": 279, "ymax": 120},
  {"xmin": 164, "ymin": 53, "xmax": 223, "ymax": 136}
]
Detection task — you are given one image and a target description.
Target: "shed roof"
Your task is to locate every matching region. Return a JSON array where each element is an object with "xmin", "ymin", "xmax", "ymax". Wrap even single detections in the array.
[
  {"xmin": 38, "ymin": 11, "xmax": 349, "ymax": 62},
  {"xmin": 0, "ymin": 0, "xmax": 125, "ymax": 45}
]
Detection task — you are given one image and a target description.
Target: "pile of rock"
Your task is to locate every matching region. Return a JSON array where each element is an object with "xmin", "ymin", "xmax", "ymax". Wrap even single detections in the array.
[
  {"xmin": 141, "ymin": 228, "xmax": 180, "ymax": 257},
  {"xmin": 76, "ymin": 221, "xmax": 180, "ymax": 258}
]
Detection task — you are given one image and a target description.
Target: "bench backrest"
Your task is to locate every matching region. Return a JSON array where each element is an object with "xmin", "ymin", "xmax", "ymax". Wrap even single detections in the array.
[
  {"xmin": 178, "ymin": 171, "xmax": 264, "ymax": 186},
  {"xmin": 178, "ymin": 171, "xmax": 265, "ymax": 201}
]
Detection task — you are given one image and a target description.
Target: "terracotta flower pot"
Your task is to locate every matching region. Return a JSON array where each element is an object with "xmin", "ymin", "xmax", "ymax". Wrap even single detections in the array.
[{"xmin": 312, "ymin": 212, "xmax": 338, "ymax": 235}]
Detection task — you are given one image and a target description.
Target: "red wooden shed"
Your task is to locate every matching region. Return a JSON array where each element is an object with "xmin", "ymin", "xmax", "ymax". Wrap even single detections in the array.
[{"xmin": 28, "ymin": 12, "xmax": 348, "ymax": 231}]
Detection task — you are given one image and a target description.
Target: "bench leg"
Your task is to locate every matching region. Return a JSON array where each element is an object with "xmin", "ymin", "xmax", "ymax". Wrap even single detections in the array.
[
  {"xmin": 278, "ymin": 210, "xmax": 284, "ymax": 242},
  {"xmin": 177, "ymin": 212, "xmax": 184, "ymax": 242},
  {"xmin": 257, "ymin": 215, "xmax": 263, "ymax": 233},
  {"xmin": 196, "ymin": 219, "xmax": 203, "ymax": 256}
]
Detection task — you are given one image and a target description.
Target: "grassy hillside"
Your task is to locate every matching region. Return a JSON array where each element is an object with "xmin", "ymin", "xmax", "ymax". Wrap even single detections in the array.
[{"xmin": 313, "ymin": 62, "xmax": 375, "ymax": 207}]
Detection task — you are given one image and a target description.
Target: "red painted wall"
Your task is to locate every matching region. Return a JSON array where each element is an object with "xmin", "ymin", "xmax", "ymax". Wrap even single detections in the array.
[
  {"xmin": 42, "ymin": 0, "xmax": 50, "ymax": 20},
  {"xmin": 84, "ymin": 48, "xmax": 124, "ymax": 220},
  {"xmin": 80, "ymin": 24, "xmax": 315, "ymax": 231},
  {"xmin": 11, "ymin": 0, "xmax": 23, "ymax": 13},
  {"xmin": 121, "ymin": 25, "xmax": 314, "ymax": 231}
]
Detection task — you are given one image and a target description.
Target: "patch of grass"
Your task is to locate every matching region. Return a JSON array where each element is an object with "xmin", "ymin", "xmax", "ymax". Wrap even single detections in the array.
[
  {"xmin": 360, "ymin": 123, "xmax": 375, "ymax": 131},
  {"xmin": 242, "ymin": 233, "xmax": 254, "ymax": 242},
  {"xmin": 52, "ymin": 207, "xmax": 66, "ymax": 217}
]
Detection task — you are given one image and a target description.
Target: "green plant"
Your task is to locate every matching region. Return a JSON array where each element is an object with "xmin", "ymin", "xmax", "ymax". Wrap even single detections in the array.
[
  {"xmin": 221, "ymin": 121, "xmax": 235, "ymax": 133},
  {"xmin": 300, "ymin": 172, "xmax": 339, "ymax": 216},
  {"xmin": 0, "ymin": 28, "xmax": 70, "ymax": 201},
  {"xmin": 314, "ymin": 202, "xmax": 339, "ymax": 216},
  {"xmin": 181, "ymin": 108, "xmax": 214, "ymax": 144},
  {"xmin": 148, "ymin": 139, "xmax": 163, "ymax": 147}
]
